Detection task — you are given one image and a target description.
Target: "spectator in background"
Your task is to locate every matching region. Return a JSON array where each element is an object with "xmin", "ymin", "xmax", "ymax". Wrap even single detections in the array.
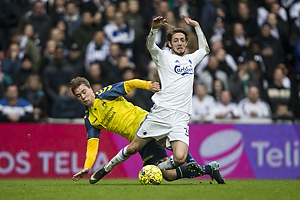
[
  {"xmin": 101, "ymin": 3, "xmax": 117, "ymax": 28},
  {"xmin": 63, "ymin": 0, "xmax": 81, "ymax": 39},
  {"xmin": 147, "ymin": 60, "xmax": 160, "ymax": 83},
  {"xmin": 100, "ymin": 43, "xmax": 122, "ymax": 84},
  {"xmin": 121, "ymin": 67, "xmax": 154, "ymax": 112},
  {"xmin": 42, "ymin": 45, "xmax": 73, "ymax": 105},
  {"xmin": 118, "ymin": 1, "xmax": 129, "ymax": 14},
  {"xmin": 103, "ymin": 11, "xmax": 135, "ymax": 62},
  {"xmin": 0, "ymin": 84, "xmax": 34, "ymax": 122},
  {"xmin": 14, "ymin": 56, "xmax": 35, "ymax": 91},
  {"xmin": 246, "ymin": 40, "xmax": 267, "ymax": 82},
  {"xmin": 18, "ymin": 0, "xmax": 52, "ymax": 50},
  {"xmin": 94, "ymin": 0, "xmax": 111, "ymax": 13},
  {"xmin": 118, "ymin": 56, "xmax": 135, "ymax": 71},
  {"xmin": 266, "ymin": 12, "xmax": 289, "ymax": 56},
  {"xmin": 223, "ymin": 22, "xmax": 249, "ymax": 63},
  {"xmin": 190, "ymin": 83, "xmax": 215, "ymax": 123},
  {"xmin": 195, "ymin": 38, "xmax": 237, "ymax": 77},
  {"xmin": 85, "ymin": 62, "xmax": 107, "ymax": 86},
  {"xmin": 93, "ymin": 11, "xmax": 103, "ymax": 29},
  {"xmin": 3, "ymin": 0, "xmax": 32, "ymax": 50},
  {"xmin": 212, "ymin": 79, "xmax": 225, "ymax": 101},
  {"xmin": 215, "ymin": 48, "xmax": 237, "ymax": 76},
  {"xmin": 229, "ymin": 59, "xmax": 261, "ymax": 103},
  {"xmin": 197, "ymin": 53, "xmax": 229, "ymax": 95},
  {"xmin": 294, "ymin": 39, "xmax": 300, "ymax": 80},
  {"xmin": 20, "ymin": 74, "xmax": 48, "ymax": 122},
  {"xmin": 10, "ymin": 28, "xmax": 41, "ymax": 73},
  {"xmin": 206, "ymin": 16, "xmax": 228, "ymax": 43},
  {"xmin": 266, "ymin": 66, "xmax": 295, "ymax": 120},
  {"xmin": 2, "ymin": 43, "xmax": 22, "ymax": 77},
  {"xmin": 49, "ymin": 27, "xmax": 68, "ymax": 57},
  {"xmin": 238, "ymin": 86, "xmax": 271, "ymax": 119},
  {"xmin": 65, "ymin": 42, "xmax": 85, "ymax": 78},
  {"xmin": 257, "ymin": 0, "xmax": 287, "ymax": 27},
  {"xmin": 232, "ymin": 0, "xmax": 259, "ymax": 40},
  {"xmin": 51, "ymin": 84, "xmax": 85, "ymax": 118},
  {"xmin": 40, "ymin": 40, "xmax": 57, "ymax": 72},
  {"xmin": 172, "ymin": 0, "xmax": 201, "ymax": 23},
  {"xmin": 125, "ymin": 0, "xmax": 144, "ymax": 40},
  {"xmin": 72, "ymin": 11, "xmax": 96, "ymax": 50},
  {"xmin": 213, "ymin": 90, "xmax": 240, "ymax": 120},
  {"xmin": 200, "ymin": 0, "xmax": 228, "ymax": 32},
  {"xmin": 85, "ymin": 30, "xmax": 110, "ymax": 71},
  {"xmin": 91, "ymin": 82, "xmax": 103, "ymax": 93},
  {"xmin": 254, "ymin": 21, "xmax": 285, "ymax": 81},
  {"xmin": 48, "ymin": 0, "xmax": 66, "ymax": 26},
  {"xmin": 0, "ymin": 64, "xmax": 13, "ymax": 99}
]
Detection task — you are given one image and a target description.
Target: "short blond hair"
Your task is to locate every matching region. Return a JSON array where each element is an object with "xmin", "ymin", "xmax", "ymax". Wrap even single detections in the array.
[{"xmin": 70, "ymin": 77, "xmax": 91, "ymax": 94}]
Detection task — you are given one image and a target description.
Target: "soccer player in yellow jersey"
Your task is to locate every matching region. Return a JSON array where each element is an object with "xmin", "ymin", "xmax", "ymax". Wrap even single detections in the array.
[{"xmin": 70, "ymin": 77, "xmax": 224, "ymax": 183}]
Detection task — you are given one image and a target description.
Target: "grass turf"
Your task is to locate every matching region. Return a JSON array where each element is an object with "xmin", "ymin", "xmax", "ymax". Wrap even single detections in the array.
[{"xmin": 0, "ymin": 179, "xmax": 299, "ymax": 200}]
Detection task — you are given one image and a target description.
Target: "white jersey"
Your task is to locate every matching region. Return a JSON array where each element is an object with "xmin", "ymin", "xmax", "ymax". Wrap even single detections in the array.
[
  {"xmin": 213, "ymin": 101, "xmax": 240, "ymax": 119},
  {"xmin": 146, "ymin": 27, "xmax": 208, "ymax": 114},
  {"xmin": 191, "ymin": 94, "xmax": 216, "ymax": 122},
  {"xmin": 238, "ymin": 98, "xmax": 271, "ymax": 118}
]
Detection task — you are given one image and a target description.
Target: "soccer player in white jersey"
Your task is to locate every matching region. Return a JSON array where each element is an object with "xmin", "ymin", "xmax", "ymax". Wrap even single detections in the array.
[{"xmin": 90, "ymin": 15, "xmax": 224, "ymax": 184}]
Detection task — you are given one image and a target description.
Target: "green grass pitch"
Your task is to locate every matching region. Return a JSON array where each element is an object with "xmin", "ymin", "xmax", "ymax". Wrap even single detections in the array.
[{"xmin": 0, "ymin": 179, "xmax": 299, "ymax": 200}]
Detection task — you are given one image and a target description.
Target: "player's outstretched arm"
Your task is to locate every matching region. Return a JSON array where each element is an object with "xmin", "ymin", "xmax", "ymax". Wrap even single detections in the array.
[
  {"xmin": 183, "ymin": 15, "xmax": 210, "ymax": 56},
  {"xmin": 151, "ymin": 16, "xmax": 167, "ymax": 29},
  {"xmin": 182, "ymin": 14, "xmax": 199, "ymax": 27},
  {"xmin": 72, "ymin": 168, "xmax": 90, "ymax": 181}
]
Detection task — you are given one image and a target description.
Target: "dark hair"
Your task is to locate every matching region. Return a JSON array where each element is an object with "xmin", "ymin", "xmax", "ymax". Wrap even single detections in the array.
[
  {"xmin": 165, "ymin": 28, "xmax": 188, "ymax": 48},
  {"xmin": 70, "ymin": 77, "xmax": 91, "ymax": 94}
]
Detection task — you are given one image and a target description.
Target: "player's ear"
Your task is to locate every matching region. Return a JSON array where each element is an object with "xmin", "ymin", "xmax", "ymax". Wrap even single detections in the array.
[{"xmin": 167, "ymin": 41, "xmax": 172, "ymax": 48}]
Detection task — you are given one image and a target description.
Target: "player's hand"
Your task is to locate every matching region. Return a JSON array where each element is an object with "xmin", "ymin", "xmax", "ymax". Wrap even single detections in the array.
[
  {"xmin": 152, "ymin": 16, "xmax": 167, "ymax": 29},
  {"xmin": 149, "ymin": 82, "xmax": 161, "ymax": 93},
  {"xmin": 72, "ymin": 168, "xmax": 90, "ymax": 182},
  {"xmin": 182, "ymin": 15, "xmax": 199, "ymax": 27}
]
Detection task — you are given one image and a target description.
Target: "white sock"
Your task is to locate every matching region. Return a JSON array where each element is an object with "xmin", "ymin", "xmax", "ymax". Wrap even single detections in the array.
[
  {"xmin": 157, "ymin": 155, "xmax": 176, "ymax": 170},
  {"xmin": 105, "ymin": 145, "xmax": 130, "ymax": 172}
]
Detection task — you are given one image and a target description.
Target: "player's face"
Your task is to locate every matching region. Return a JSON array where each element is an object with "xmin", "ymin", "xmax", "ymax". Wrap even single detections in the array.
[
  {"xmin": 74, "ymin": 84, "xmax": 95, "ymax": 107},
  {"xmin": 169, "ymin": 32, "xmax": 187, "ymax": 56}
]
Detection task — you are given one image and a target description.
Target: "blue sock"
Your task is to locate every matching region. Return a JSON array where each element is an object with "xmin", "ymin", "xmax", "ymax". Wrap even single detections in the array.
[
  {"xmin": 203, "ymin": 165, "xmax": 212, "ymax": 175},
  {"xmin": 175, "ymin": 165, "xmax": 200, "ymax": 179},
  {"xmin": 186, "ymin": 151, "xmax": 195, "ymax": 163}
]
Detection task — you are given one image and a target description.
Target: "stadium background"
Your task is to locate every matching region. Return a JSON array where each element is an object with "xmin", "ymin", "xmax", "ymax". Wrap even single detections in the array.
[{"xmin": 1, "ymin": 0, "xmax": 300, "ymax": 180}]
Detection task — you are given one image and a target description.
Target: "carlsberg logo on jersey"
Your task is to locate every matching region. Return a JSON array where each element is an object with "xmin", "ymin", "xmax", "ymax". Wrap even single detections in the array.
[{"xmin": 174, "ymin": 59, "xmax": 194, "ymax": 75}]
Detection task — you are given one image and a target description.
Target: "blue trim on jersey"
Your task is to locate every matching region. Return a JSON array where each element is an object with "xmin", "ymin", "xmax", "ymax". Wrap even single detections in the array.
[
  {"xmin": 96, "ymin": 82, "xmax": 127, "ymax": 101},
  {"xmin": 84, "ymin": 110, "xmax": 100, "ymax": 140}
]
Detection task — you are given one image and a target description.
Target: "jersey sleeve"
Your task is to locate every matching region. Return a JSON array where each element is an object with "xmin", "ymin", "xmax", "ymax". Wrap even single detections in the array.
[
  {"xmin": 97, "ymin": 80, "xmax": 153, "ymax": 100},
  {"xmin": 146, "ymin": 28, "xmax": 163, "ymax": 65},
  {"xmin": 124, "ymin": 79, "xmax": 153, "ymax": 93},
  {"xmin": 83, "ymin": 112, "xmax": 101, "ymax": 169},
  {"xmin": 190, "ymin": 26, "xmax": 210, "ymax": 66}
]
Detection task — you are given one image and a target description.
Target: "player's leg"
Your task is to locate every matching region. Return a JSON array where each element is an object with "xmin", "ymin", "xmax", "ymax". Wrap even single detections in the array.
[
  {"xmin": 157, "ymin": 140, "xmax": 189, "ymax": 170},
  {"xmin": 185, "ymin": 161, "xmax": 225, "ymax": 184},
  {"xmin": 139, "ymin": 139, "xmax": 201, "ymax": 181},
  {"xmin": 105, "ymin": 135, "xmax": 152, "ymax": 172},
  {"xmin": 157, "ymin": 111, "xmax": 190, "ymax": 171},
  {"xmin": 89, "ymin": 135, "xmax": 151, "ymax": 184}
]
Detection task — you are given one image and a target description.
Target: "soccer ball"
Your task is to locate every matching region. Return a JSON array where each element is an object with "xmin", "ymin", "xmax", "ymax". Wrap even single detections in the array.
[{"xmin": 138, "ymin": 165, "xmax": 162, "ymax": 185}]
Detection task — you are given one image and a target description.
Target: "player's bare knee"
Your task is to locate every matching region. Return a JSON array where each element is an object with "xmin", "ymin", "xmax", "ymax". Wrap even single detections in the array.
[
  {"xmin": 126, "ymin": 145, "xmax": 139, "ymax": 155},
  {"xmin": 173, "ymin": 156, "xmax": 187, "ymax": 166}
]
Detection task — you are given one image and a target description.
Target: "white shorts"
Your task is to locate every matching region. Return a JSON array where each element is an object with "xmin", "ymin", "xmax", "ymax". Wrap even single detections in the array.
[{"xmin": 136, "ymin": 106, "xmax": 190, "ymax": 147}]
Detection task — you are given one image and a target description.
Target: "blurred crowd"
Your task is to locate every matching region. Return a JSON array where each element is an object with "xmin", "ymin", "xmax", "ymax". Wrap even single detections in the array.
[{"xmin": 0, "ymin": 0, "xmax": 300, "ymax": 123}]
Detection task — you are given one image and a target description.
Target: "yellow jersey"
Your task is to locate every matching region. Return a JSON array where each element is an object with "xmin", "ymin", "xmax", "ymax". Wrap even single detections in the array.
[{"xmin": 84, "ymin": 79, "xmax": 152, "ymax": 169}]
